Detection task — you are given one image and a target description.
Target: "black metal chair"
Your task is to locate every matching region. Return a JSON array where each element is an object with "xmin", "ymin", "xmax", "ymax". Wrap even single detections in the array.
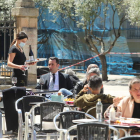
[
  {"xmin": 53, "ymin": 111, "xmax": 95, "ymax": 139},
  {"xmin": 118, "ymin": 136, "xmax": 140, "ymax": 140},
  {"xmin": 15, "ymin": 95, "xmax": 45, "ymax": 140},
  {"xmin": 65, "ymin": 122, "xmax": 119, "ymax": 140},
  {"xmin": 27, "ymin": 101, "xmax": 65, "ymax": 140}
]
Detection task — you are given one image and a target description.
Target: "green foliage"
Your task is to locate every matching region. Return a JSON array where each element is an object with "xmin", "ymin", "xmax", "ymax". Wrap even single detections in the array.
[{"xmin": 124, "ymin": 0, "xmax": 140, "ymax": 25}]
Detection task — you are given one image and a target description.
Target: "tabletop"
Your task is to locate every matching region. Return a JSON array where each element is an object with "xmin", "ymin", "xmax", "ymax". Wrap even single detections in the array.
[
  {"xmin": 72, "ymin": 119, "xmax": 138, "ymax": 130},
  {"xmin": 27, "ymin": 89, "xmax": 58, "ymax": 94}
]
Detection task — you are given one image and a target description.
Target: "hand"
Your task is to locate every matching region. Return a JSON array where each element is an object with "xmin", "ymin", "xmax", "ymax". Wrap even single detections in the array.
[
  {"xmin": 113, "ymin": 96, "xmax": 124, "ymax": 107},
  {"xmin": 82, "ymin": 84, "xmax": 89, "ymax": 92},
  {"xmin": 19, "ymin": 65, "xmax": 26, "ymax": 71}
]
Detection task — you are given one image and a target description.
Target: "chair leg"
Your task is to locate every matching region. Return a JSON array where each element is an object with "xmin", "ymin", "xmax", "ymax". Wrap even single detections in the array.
[
  {"xmin": 2, "ymin": 114, "xmax": 5, "ymax": 135},
  {"xmin": 60, "ymin": 132, "xmax": 65, "ymax": 140},
  {"xmin": 46, "ymin": 133, "xmax": 50, "ymax": 140},
  {"xmin": 31, "ymin": 130, "xmax": 36, "ymax": 140},
  {"xmin": 24, "ymin": 112, "xmax": 29, "ymax": 140},
  {"xmin": 0, "ymin": 112, "xmax": 2, "ymax": 138},
  {"xmin": 18, "ymin": 127, "xmax": 23, "ymax": 140}
]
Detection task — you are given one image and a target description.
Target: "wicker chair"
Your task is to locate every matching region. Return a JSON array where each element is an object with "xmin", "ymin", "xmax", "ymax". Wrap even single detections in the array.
[
  {"xmin": 65, "ymin": 122, "xmax": 119, "ymax": 140},
  {"xmin": 53, "ymin": 110, "xmax": 95, "ymax": 139}
]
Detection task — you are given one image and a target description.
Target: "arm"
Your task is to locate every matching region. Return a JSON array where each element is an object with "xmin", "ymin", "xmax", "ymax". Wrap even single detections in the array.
[
  {"xmin": 7, "ymin": 53, "xmax": 26, "ymax": 71},
  {"xmin": 73, "ymin": 81, "xmax": 84, "ymax": 95},
  {"xmin": 74, "ymin": 90, "xmax": 88, "ymax": 109},
  {"xmin": 66, "ymin": 75, "xmax": 73, "ymax": 90}
]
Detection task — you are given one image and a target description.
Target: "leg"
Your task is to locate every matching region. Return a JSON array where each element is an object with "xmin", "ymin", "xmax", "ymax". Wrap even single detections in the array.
[{"xmin": 59, "ymin": 88, "xmax": 73, "ymax": 97}]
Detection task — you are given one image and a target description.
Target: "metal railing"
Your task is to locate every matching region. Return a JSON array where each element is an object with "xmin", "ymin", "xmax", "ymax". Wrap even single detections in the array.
[
  {"xmin": 0, "ymin": 7, "xmax": 16, "ymax": 84},
  {"xmin": 0, "ymin": 60, "xmax": 12, "ymax": 84}
]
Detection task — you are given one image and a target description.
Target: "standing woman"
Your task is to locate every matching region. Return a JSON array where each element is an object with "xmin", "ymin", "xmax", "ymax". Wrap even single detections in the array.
[{"xmin": 7, "ymin": 31, "xmax": 29, "ymax": 86}]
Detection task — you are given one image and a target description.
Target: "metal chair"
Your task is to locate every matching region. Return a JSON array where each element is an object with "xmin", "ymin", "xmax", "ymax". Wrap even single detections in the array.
[
  {"xmin": 65, "ymin": 122, "xmax": 119, "ymax": 140},
  {"xmin": 86, "ymin": 103, "xmax": 112, "ymax": 118},
  {"xmin": 27, "ymin": 101, "xmax": 65, "ymax": 140},
  {"xmin": 53, "ymin": 110, "xmax": 95, "ymax": 140},
  {"xmin": 15, "ymin": 95, "xmax": 45, "ymax": 140},
  {"xmin": 118, "ymin": 136, "xmax": 140, "ymax": 140}
]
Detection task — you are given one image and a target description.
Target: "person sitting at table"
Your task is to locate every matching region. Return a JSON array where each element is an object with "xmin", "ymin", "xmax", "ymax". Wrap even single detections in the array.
[
  {"xmin": 35, "ymin": 57, "xmax": 73, "ymax": 97},
  {"xmin": 74, "ymin": 75, "xmax": 115, "ymax": 117},
  {"xmin": 73, "ymin": 67, "xmax": 103, "ymax": 96},
  {"xmin": 86, "ymin": 63, "xmax": 99, "ymax": 72},
  {"xmin": 64, "ymin": 69, "xmax": 80, "ymax": 87},
  {"xmin": 104, "ymin": 77, "xmax": 140, "ymax": 137}
]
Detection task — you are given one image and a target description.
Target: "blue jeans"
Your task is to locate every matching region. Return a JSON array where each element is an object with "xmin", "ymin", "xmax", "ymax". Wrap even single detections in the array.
[{"xmin": 59, "ymin": 88, "xmax": 73, "ymax": 97}]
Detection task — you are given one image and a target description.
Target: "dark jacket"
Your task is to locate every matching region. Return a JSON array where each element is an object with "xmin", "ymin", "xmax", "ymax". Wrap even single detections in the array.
[
  {"xmin": 69, "ymin": 75, "xmax": 80, "ymax": 87},
  {"xmin": 35, "ymin": 72, "xmax": 73, "ymax": 90},
  {"xmin": 74, "ymin": 90, "xmax": 114, "ymax": 117},
  {"xmin": 73, "ymin": 80, "xmax": 103, "ymax": 95}
]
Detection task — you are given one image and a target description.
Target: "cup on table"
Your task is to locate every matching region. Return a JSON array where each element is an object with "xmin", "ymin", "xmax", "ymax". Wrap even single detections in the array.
[
  {"xmin": 115, "ymin": 112, "xmax": 122, "ymax": 119},
  {"xmin": 105, "ymin": 112, "xmax": 122, "ymax": 119}
]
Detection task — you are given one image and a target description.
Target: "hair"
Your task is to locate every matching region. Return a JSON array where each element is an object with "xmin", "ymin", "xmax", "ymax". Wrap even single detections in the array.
[
  {"xmin": 49, "ymin": 57, "xmax": 59, "ymax": 64},
  {"xmin": 87, "ymin": 64, "xmax": 99, "ymax": 71},
  {"xmin": 88, "ymin": 75, "xmax": 102, "ymax": 90},
  {"xmin": 65, "ymin": 69, "xmax": 75, "ymax": 76},
  {"xmin": 10, "ymin": 31, "xmax": 28, "ymax": 47},
  {"xmin": 129, "ymin": 77, "xmax": 140, "ymax": 90},
  {"xmin": 86, "ymin": 68, "xmax": 100, "ymax": 78}
]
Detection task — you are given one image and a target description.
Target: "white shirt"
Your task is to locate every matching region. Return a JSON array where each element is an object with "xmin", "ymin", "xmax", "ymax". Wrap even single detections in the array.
[{"xmin": 48, "ymin": 71, "xmax": 59, "ymax": 91}]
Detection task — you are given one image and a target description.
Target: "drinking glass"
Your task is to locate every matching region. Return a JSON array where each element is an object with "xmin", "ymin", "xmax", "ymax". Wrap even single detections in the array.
[
  {"xmin": 23, "ymin": 63, "xmax": 29, "ymax": 76},
  {"xmin": 12, "ymin": 77, "xmax": 17, "ymax": 86},
  {"xmin": 115, "ymin": 112, "xmax": 122, "ymax": 119},
  {"xmin": 39, "ymin": 78, "xmax": 45, "ymax": 91}
]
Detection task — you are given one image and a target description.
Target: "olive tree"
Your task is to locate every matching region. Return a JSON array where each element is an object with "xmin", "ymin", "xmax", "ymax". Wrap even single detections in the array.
[
  {"xmin": 124, "ymin": 0, "xmax": 140, "ymax": 25},
  {"xmin": 2, "ymin": 0, "xmax": 139, "ymax": 80},
  {"xmin": 38, "ymin": 0, "xmax": 127, "ymax": 80}
]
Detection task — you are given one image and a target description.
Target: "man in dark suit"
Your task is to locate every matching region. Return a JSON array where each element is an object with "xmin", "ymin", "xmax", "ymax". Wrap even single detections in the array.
[{"xmin": 36, "ymin": 57, "xmax": 73, "ymax": 97}]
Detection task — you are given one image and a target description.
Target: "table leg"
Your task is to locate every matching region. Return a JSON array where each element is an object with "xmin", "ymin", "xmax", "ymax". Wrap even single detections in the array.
[{"xmin": 0, "ymin": 112, "xmax": 2, "ymax": 138}]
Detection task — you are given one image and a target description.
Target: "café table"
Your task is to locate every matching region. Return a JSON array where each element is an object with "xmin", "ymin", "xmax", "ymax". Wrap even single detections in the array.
[
  {"xmin": 72, "ymin": 119, "xmax": 139, "ymax": 137},
  {"xmin": 27, "ymin": 89, "xmax": 58, "ymax": 94}
]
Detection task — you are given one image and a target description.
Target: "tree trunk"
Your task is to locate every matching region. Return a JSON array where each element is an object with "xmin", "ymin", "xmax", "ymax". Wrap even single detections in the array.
[{"xmin": 99, "ymin": 55, "xmax": 108, "ymax": 81}]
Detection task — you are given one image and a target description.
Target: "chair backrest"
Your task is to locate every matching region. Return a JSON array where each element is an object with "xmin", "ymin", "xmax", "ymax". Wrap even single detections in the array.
[
  {"xmin": 2, "ymin": 87, "xmax": 26, "ymax": 131},
  {"xmin": 40, "ymin": 102, "xmax": 64, "ymax": 130},
  {"xmin": 60, "ymin": 111, "xmax": 85, "ymax": 135},
  {"xmin": 118, "ymin": 136, "xmax": 140, "ymax": 140},
  {"xmin": 103, "ymin": 104, "xmax": 112, "ymax": 115},
  {"xmin": 22, "ymin": 95, "xmax": 45, "ymax": 115},
  {"xmin": 87, "ymin": 103, "xmax": 112, "ymax": 118},
  {"xmin": 77, "ymin": 123, "xmax": 109, "ymax": 140}
]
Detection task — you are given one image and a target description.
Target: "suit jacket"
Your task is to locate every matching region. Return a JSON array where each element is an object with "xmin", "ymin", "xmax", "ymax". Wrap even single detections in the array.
[{"xmin": 36, "ymin": 72, "xmax": 73, "ymax": 90}]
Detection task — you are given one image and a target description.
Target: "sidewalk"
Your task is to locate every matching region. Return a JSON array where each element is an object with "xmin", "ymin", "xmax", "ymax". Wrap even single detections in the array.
[{"xmin": 103, "ymin": 74, "xmax": 133, "ymax": 97}]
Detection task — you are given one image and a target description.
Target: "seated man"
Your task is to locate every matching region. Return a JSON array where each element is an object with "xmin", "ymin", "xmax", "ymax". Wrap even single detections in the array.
[
  {"xmin": 86, "ymin": 64, "xmax": 99, "ymax": 72},
  {"xmin": 74, "ymin": 75, "xmax": 115, "ymax": 117},
  {"xmin": 35, "ymin": 57, "xmax": 73, "ymax": 97},
  {"xmin": 73, "ymin": 68, "xmax": 103, "ymax": 95}
]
